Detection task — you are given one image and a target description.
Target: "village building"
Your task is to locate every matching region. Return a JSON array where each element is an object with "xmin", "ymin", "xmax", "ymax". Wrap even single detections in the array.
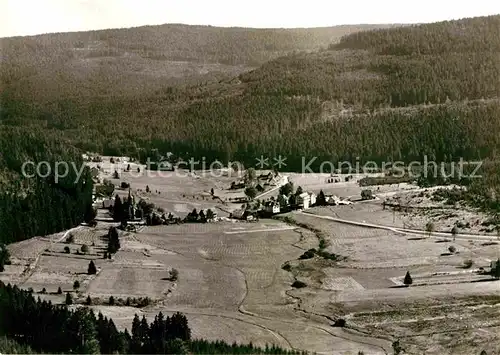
[
  {"xmin": 102, "ymin": 198, "xmax": 114, "ymax": 209},
  {"xmin": 309, "ymin": 192, "xmax": 317, "ymax": 206},
  {"xmin": 296, "ymin": 192, "xmax": 311, "ymax": 209},
  {"xmin": 264, "ymin": 201, "xmax": 281, "ymax": 214}
]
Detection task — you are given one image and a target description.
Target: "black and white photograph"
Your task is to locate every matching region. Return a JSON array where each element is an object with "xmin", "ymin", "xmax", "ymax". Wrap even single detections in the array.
[{"xmin": 1, "ymin": 1, "xmax": 500, "ymax": 354}]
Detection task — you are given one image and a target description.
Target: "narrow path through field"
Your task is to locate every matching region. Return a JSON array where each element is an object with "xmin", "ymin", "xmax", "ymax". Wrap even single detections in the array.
[
  {"xmin": 20, "ymin": 226, "xmax": 83, "ymax": 285},
  {"xmin": 301, "ymin": 211, "xmax": 497, "ymax": 242}
]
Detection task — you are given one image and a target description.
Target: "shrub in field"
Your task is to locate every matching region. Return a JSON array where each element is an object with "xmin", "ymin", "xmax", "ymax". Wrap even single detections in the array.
[
  {"xmin": 448, "ymin": 245, "xmax": 457, "ymax": 254},
  {"xmin": 463, "ymin": 259, "xmax": 473, "ymax": 268},
  {"xmin": 168, "ymin": 268, "xmax": 179, "ymax": 281},
  {"xmin": 85, "ymin": 296, "xmax": 92, "ymax": 305},
  {"xmin": 319, "ymin": 238, "xmax": 329, "ymax": 250},
  {"xmin": 291, "ymin": 280, "xmax": 307, "ymax": 288},
  {"xmin": 81, "ymin": 244, "xmax": 89, "ymax": 254},
  {"xmin": 333, "ymin": 319, "xmax": 346, "ymax": 327},
  {"xmin": 57, "ymin": 287, "xmax": 62, "ymax": 294},
  {"xmin": 64, "ymin": 246, "xmax": 70, "ymax": 253},
  {"xmin": 317, "ymin": 250, "xmax": 339, "ymax": 261},
  {"xmin": 109, "ymin": 296, "xmax": 115, "ymax": 305},
  {"xmin": 136, "ymin": 297, "xmax": 152, "ymax": 308},
  {"xmin": 121, "ymin": 181, "xmax": 130, "ymax": 189},
  {"xmin": 40, "ymin": 288, "xmax": 46, "ymax": 294},
  {"xmin": 73, "ymin": 280, "xmax": 80, "ymax": 291},
  {"xmin": 299, "ymin": 249, "xmax": 316, "ymax": 260},
  {"xmin": 392, "ymin": 340, "xmax": 403, "ymax": 355},
  {"xmin": 404, "ymin": 271, "xmax": 413, "ymax": 286},
  {"xmin": 281, "ymin": 262, "xmax": 292, "ymax": 272}
]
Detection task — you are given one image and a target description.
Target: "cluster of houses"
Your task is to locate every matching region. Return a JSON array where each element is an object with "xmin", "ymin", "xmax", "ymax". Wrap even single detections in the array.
[
  {"xmin": 263, "ymin": 191, "xmax": 317, "ymax": 215},
  {"xmin": 231, "ymin": 171, "xmax": 287, "ymax": 192},
  {"xmin": 260, "ymin": 192, "xmax": 353, "ymax": 217}
]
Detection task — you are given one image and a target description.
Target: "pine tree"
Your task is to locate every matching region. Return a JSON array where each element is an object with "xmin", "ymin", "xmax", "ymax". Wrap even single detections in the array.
[
  {"xmin": 107, "ymin": 227, "xmax": 120, "ymax": 254},
  {"xmin": 84, "ymin": 204, "xmax": 97, "ymax": 224},
  {"xmin": 493, "ymin": 259, "xmax": 500, "ymax": 279},
  {"xmin": 65, "ymin": 292, "xmax": 73, "ymax": 305},
  {"xmin": 88, "ymin": 260, "xmax": 97, "ymax": 275},
  {"xmin": 404, "ymin": 271, "xmax": 413, "ymax": 286},
  {"xmin": 317, "ymin": 190, "xmax": 326, "ymax": 206},
  {"xmin": 113, "ymin": 195, "xmax": 123, "ymax": 222}
]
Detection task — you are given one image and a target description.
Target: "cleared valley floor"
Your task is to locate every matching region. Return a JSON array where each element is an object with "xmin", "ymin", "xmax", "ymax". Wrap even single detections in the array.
[{"xmin": 2, "ymin": 168, "xmax": 499, "ymax": 354}]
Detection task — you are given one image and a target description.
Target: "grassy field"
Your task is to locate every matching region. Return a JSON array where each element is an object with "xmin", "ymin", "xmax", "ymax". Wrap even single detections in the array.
[{"xmin": 3, "ymin": 167, "xmax": 499, "ymax": 354}]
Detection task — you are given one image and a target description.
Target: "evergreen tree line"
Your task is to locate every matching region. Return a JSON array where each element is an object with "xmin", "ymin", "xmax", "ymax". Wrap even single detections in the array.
[
  {"xmin": 0, "ymin": 127, "xmax": 94, "ymax": 245},
  {"xmin": 335, "ymin": 15, "xmax": 500, "ymax": 55},
  {"xmin": 0, "ymin": 281, "xmax": 302, "ymax": 354}
]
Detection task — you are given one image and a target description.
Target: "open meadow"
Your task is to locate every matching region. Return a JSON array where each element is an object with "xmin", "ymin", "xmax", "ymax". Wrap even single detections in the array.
[{"xmin": 3, "ymin": 167, "xmax": 499, "ymax": 355}]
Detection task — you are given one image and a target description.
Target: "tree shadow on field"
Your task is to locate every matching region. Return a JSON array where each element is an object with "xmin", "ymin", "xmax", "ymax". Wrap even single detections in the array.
[
  {"xmin": 470, "ymin": 278, "xmax": 498, "ymax": 283},
  {"xmin": 389, "ymin": 285, "xmax": 410, "ymax": 289},
  {"xmin": 408, "ymin": 237, "xmax": 426, "ymax": 241},
  {"xmin": 482, "ymin": 241, "xmax": 498, "ymax": 246}
]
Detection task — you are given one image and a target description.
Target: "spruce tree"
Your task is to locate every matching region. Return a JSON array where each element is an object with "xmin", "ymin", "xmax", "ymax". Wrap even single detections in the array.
[
  {"xmin": 107, "ymin": 227, "xmax": 120, "ymax": 254},
  {"xmin": 65, "ymin": 292, "xmax": 73, "ymax": 305},
  {"xmin": 113, "ymin": 195, "xmax": 123, "ymax": 222},
  {"xmin": 317, "ymin": 190, "xmax": 327, "ymax": 206},
  {"xmin": 404, "ymin": 271, "xmax": 413, "ymax": 286},
  {"xmin": 494, "ymin": 259, "xmax": 500, "ymax": 279},
  {"xmin": 88, "ymin": 260, "xmax": 97, "ymax": 275}
]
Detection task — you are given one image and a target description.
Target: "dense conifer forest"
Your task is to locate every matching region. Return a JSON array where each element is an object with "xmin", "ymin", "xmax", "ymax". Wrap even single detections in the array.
[
  {"xmin": 0, "ymin": 127, "xmax": 94, "ymax": 245},
  {"xmin": 1, "ymin": 16, "xmax": 498, "ymax": 168},
  {"xmin": 0, "ymin": 281, "xmax": 302, "ymax": 354}
]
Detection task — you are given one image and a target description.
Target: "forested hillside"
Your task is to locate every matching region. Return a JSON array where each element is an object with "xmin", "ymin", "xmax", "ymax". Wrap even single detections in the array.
[
  {"xmin": 1, "ymin": 16, "xmax": 500, "ymax": 244},
  {"xmin": 0, "ymin": 127, "xmax": 94, "ymax": 244},
  {"xmin": 2, "ymin": 16, "xmax": 499, "ymax": 166},
  {"xmin": 0, "ymin": 23, "xmax": 389, "ymax": 245},
  {"xmin": 0, "ymin": 23, "xmax": 390, "ymax": 101}
]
